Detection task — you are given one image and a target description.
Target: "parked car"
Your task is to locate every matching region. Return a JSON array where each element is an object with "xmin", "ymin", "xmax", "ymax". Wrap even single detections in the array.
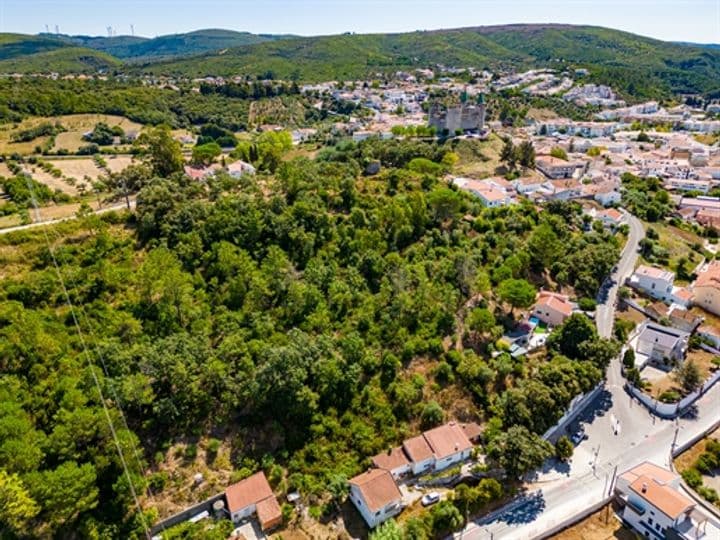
[
  {"xmin": 421, "ymin": 492, "xmax": 440, "ymax": 507},
  {"xmin": 571, "ymin": 430, "xmax": 587, "ymax": 445}
]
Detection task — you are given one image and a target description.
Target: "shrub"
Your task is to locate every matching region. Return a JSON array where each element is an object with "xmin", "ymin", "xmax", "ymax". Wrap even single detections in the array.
[
  {"xmin": 681, "ymin": 468, "xmax": 703, "ymax": 488},
  {"xmin": 658, "ymin": 390, "xmax": 681, "ymax": 403},
  {"xmin": 555, "ymin": 436, "xmax": 574, "ymax": 461},
  {"xmin": 578, "ymin": 297, "xmax": 597, "ymax": 312},
  {"xmin": 697, "ymin": 486, "xmax": 719, "ymax": 504}
]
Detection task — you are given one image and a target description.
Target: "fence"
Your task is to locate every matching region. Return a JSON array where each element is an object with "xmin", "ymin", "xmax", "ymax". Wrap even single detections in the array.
[
  {"xmin": 150, "ymin": 492, "xmax": 226, "ymax": 536},
  {"xmin": 542, "ymin": 383, "xmax": 604, "ymax": 442},
  {"xmin": 626, "ymin": 369, "xmax": 720, "ymax": 419}
]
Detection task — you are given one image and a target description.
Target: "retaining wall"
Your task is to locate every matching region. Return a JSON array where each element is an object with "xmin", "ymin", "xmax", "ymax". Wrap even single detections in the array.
[
  {"xmin": 150, "ymin": 492, "xmax": 226, "ymax": 536},
  {"xmin": 542, "ymin": 383, "xmax": 604, "ymax": 442},
  {"xmin": 626, "ymin": 369, "xmax": 720, "ymax": 419}
]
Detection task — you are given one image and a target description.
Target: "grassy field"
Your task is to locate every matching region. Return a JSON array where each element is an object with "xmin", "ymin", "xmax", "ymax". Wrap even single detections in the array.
[
  {"xmin": 21, "ymin": 163, "xmax": 79, "ymax": 195},
  {"xmin": 0, "ymin": 114, "xmax": 143, "ymax": 155},
  {"xmin": 453, "ymin": 134, "xmax": 505, "ymax": 178},
  {"xmin": 643, "ymin": 222, "xmax": 706, "ymax": 281}
]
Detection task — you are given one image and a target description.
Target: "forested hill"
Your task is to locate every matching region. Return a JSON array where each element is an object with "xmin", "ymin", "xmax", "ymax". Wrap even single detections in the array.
[
  {"xmin": 142, "ymin": 25, "xmax": 720, "ymax": 97},
  {"xmin": 0, "ymin": 34, "xmax": 120, "ymax": 73},
  {"xmin": 49, "ymin": 29, "xmax": 291, "ymax": 61},
  {"xmin": 2, "ymin": 25, "xmax": 719, "ymax": 97}
]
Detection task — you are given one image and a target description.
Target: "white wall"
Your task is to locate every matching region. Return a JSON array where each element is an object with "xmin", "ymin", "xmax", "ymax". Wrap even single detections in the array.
[{"xmin": 231, "ymin": 504, "xmax": 255, "ymax": 523}]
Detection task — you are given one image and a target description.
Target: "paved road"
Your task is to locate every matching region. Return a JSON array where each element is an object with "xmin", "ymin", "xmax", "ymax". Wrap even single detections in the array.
[
  {"xmin": 0, "ymin": 200, "xmax": 134, "ymax": 236},
  {"xmin": 455, "ymin": 212, "xmax": 719, "ymax": 539}
]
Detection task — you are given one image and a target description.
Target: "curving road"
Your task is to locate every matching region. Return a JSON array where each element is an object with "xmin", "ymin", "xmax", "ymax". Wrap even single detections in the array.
[{"xmin": 456, "ymin": 211, "xmax": 720, "ymax": 539}]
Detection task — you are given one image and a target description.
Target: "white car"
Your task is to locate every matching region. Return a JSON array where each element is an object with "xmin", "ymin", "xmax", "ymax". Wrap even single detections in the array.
[{"xmin": 421, "ymin": 492, "xmax": 440, "ymax": 507}]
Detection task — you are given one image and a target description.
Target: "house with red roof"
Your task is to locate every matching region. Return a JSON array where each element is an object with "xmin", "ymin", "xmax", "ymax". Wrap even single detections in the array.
[
  {"xmin": 531, "ymin": 291, "xmax": 573, "ymax": 327},
  {"xmin": 224, "ymin": 472, "xmax": 282, "ymax": 531}
]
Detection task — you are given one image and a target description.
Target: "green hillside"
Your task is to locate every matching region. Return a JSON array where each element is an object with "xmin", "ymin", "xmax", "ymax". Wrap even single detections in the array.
[
  {"xmin": 0, "ymin": 45, "xmax": 120, "ymax": 73},
  {"xmin": 140, "ymin": 24, "xmax": 720, "ymax": 97},
  {"xmin": 54, "ymin": 29, "xmax": 287, "ymax": 61},
  {"xmin": 0, "ymin": 33, "xmax": 70, "ymax": 60}
]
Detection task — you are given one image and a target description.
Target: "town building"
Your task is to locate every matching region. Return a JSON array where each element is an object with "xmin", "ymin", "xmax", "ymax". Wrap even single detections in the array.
[
  {"xmin": 428, "ymin": 95, "xmax": 486, "ymax": 134},
  {"xmin": 227, "ymin": 160, "xmax": 256, "ymax": 178},
  {"xmin": 615, "ymin": 462, "xmax": 710, "ymax": 540},
  {"xmin": 596, "ymin": 208, "xmax": 625, "ymax": 228},
  {"xmin": 348, "ymin": 469, "xmax": 403, "ymax": 528},
  {"xmin": 531, "ymin": 291, "xmax": 573, "ymax": 327},
  {"xmin": 635, "ymin": 322, "xmax": 689, "ymax": 368},
  {"xmin": 225, "ymin": 472, "xmax": 282, "ymax": 531},
  {"xmin": 371, "ymin": 447, "xmax": 411, "ymax": 480},
  {"xmin": 629, "ymin": 265, "xmax": 675, "ymax": 303},
  {"xmin": 536, "ymin": 156, "xmax": 582, "ymax": 179},
  {"xmin": 692, "ymin": 261, "xmax": 720, "ymax": 316}
]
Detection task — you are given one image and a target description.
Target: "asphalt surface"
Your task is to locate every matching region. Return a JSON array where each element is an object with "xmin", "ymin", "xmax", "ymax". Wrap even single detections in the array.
[{"xmin": 455, "ymin": 212, "xmax": 720, "ymax": 539}]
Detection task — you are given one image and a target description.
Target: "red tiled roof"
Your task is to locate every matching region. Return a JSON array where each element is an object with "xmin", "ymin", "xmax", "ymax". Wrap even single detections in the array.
[
  {"xmin": 422, "ymin": 422, "xmax": 473, "ymax": 460},
  {"xmin": 225, "ymin": 472, "xmax": 275, "ymax": 513},
  {"xmin": 372, "ymin": 447, "xmax": 410, "ymax": 472},
  {"xmin": 695, "ymin": 261, "xmax": 720, "ymax": 291},
  {"xmin": 349, "ymin": 469, "xmax": 402, "ymax": 512},
  {"xmin": 629, "ymin": 476, "xmax": 693, "ymax": 519},
  {"xmin": 256, "ymin": 496, "xmax": 282, "ymax": 530},
  {"xmin": 403, "ymin": 435, "xmax": 434, "ymax": 463}
]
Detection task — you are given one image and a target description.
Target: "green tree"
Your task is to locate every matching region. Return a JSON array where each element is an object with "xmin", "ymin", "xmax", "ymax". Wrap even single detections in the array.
[
  {"xmin": 498, "ymin": 279, "xmax": 536, "ymax": 316},
  {"xmin": 488, "ymin": 425, "xmax": 554, "ymax": 478},
  {"xmin": 26, "ymin": 461, "xmax": 98, "ymax": 530},
  {"xmin": 137, "ymin": 125, "xmax": 184, "ymax": 177},
  {"xmin": 555, "ymin": 436, "xmax": 574, "ymax": 461},
  {"xmin": 674, "ymin": 360, "xmax": 702, "ymax": 393},
  {"xmin": 527, "ymin": 223, "xmax": 563, "ymax": 270},
  {"xmin": 191, "ymin": 142, "xmax": 222, "ymax": 166},
  {"xmin": 548, "ymin": 313, "xmax": 597, "ymax": 359},
  {"xmin": 516, "ymin": 141, "xmax": 536, "ymax": 168},
  {"xmin": 550, "ymin": 146, "xmax": 568, "ymax": 160},
  {"xmin": 421, "ymin": 401, "xmax": 445, "ymax": 429},
  {"xmin": 371, "ymin": 519, "xmax": 403, "ymax": 540},
  {"xmin": 500, "ymin": 138, "xmax": 517, "ymax": 170},
  {"xmin": 0, "ymin": 469, "xmax": 40, "ymax": 533}
]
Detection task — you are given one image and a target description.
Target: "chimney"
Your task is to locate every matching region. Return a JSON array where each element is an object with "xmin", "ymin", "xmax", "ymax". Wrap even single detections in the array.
[{"xmin": 641, "ymin": 483, "xmax": 648, "ymax": 494}]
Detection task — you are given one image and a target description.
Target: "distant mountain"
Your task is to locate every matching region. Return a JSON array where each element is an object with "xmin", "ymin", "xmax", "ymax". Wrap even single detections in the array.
[
  {"xmin": 0, "ymin": 34, "xmax": 120, "ymax": 72},
  {"xmin": 675, "ymin": 41, "xmax": 720, "ymax": 50},
  {"xmin": 50, "ymin": 29, "xmax": 291, "ymax": 61},
  {"xmin": 139, "ymin": 24, "xmax": 720, "ymax": 97},
  {"xmin": 1, "ymin": 25, "xmax": 719, "ymax": 99}
]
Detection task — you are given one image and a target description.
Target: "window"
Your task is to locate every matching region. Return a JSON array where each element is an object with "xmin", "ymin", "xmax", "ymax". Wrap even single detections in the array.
[
  {"xmin": 655, "ymin": 524, "xmax": 660, "ymax": 531},
  {"xmin": 648, "ymin": 518, "xmax": 653, "ymax": 525}
]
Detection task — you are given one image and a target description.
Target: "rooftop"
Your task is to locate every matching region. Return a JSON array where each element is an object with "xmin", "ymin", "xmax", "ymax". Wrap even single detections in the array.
[
  {"xmin": 695, "ymin": 261, "xmax": 720, "ymax": 292},
  {"xmin": 349, "ymin": 469, "xmax": 402, "ymax": 512},
  {"xmin": 629, "ymin": 475, "xmax": 694, "ymax": 520},
  {"xmin": 372, "ymin": 446, "xmax": 410, "ymax": 472},
  {"xmin": 403, "ymin": 435, "xmax": 434, "ymax": 463},
  {"xmin": 634, "ymin": 264, "xmax": 675, "ymax": 282},
  {"xmin": 422, "ymin": 422, "xmax": 473, "ymax": 460},
  {"xmin": 225, "ymin": 472, "xmax": 275, "ymax": 513}
]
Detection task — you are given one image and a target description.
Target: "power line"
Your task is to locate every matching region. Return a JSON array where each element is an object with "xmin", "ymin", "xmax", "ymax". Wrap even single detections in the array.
[{"xmin": 23, "ymin": 177, "xmax": 151, "ymax": 540}]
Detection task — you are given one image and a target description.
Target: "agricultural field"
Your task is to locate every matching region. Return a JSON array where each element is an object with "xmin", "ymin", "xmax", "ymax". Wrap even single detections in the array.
[
  {"xmin": 0, "ymin": 114, "xmax": 143, "ymax": 155},
  {"xmin": 20, "ymin": 163, "xmax": 79, "ymax": 196}
]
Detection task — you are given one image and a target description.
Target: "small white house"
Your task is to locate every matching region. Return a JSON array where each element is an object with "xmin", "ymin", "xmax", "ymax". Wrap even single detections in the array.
[
  {"xmin": 422, "ymin": 422, "xmax": 474, "ymax": 472},
  {"xmin": 615, "ymin": 462, "xmax": 710, "ymax": 540},
  {"xmin": 595, "ymin": 187, "xmax": 622, "ymax": 207},
  {"xmin": 629, "ymin": 265, "xmax": 675, "ymax": 302},
  {"xmin": 635, "ymin": 322, "xmax": 689, "ymax": 368},
  {"xmin": 403, "ymin": 435, "xmax": 435, "ymax": 475},
  {"xmin": 227, "ymin": 160, "xmax": 256, "ymax": 178},
  {"xmin": 348, "ymin": 469, "xmax": 403, "ymax": 528},
  {"xmin": 225, "ymin": 472, "xmax": 282, "ymax": 531}
]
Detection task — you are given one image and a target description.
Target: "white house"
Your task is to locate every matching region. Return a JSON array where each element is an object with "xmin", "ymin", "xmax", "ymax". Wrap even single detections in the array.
[
  {"xmin": 403, "ymin": 435, "xmax": 435, "ymax": 475},
  {"xmin": 635, "ymin": 322, "xmax": 689, "ymax": 369},
  {"xmin": 513, "ymin": 176, "xmax": 544, "ymax": 194},
  {"xmin": 596, "ymin": 208, "xmax": 625, "ymax": 228},
  {"xmin": 531, "ymin": 291, "xmax": 573, "ymax": 327},
  {"xmin": 227, "ymin": 160, "xmax": 256, "ymax": 178},
  {"xmin": 615, "ymin": 462, "xmax": 710, "ymax": 540},
  {"xmin": 348, "ymin": 469, "xmax": 403, "ymax": 528},
  {"xmin": 536, "ymin": 155, "xmax": 581, "ymax": 179},
  {"xmin": 453, "ymin": 178, "xmax": 513, "ymax": 208},
  {"xmin": 422, "ymin": 422, "xmax": 474, "ymax": 472},
  {"xmin": 594, "ymin": 185, "xmax": 622, "ymax": 207},
  {"xmin": 629, "ymin": 265, "xmax": 675, "ymax": 302},
  {"xmin": 224, "ymin": 472, "xmax": 282, "ymax": 531}
]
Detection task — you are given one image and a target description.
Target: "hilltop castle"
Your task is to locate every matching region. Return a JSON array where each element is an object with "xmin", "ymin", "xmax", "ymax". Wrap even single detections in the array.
[{"xmin": 428, "ymin": 93, "xmax": 486, "ymax": 134}]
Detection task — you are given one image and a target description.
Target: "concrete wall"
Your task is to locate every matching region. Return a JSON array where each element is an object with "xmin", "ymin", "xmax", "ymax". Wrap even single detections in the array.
[
  {"xmin": 542, "ymin": 383, "xmax": 604, "ymax": 442},
  {"xmin": 150, "ymin": 492, "xmax": 226, "ymax": 536},
  {"xmin": 626, "ymin": 368, "xmax": 720, "ymax": 419}
]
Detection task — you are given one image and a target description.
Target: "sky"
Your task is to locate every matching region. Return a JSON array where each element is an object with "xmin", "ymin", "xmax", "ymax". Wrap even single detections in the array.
[{"xmin": 0, "ymin": 0, "xmax": 718, "ymax": 43}]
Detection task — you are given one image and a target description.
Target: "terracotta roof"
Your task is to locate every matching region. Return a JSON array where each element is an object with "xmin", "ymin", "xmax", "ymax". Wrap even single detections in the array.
[
  {"xmin": 349, "ymin": 469, "xmax": 402, "ymax": 512},
  {"xmin": 225, "ymin": 472, "xmax": 275, "ymax": 513},
  {"xmin": 673, "ymin": 288, "xmax": 693, "ymax": 301},
  {"xmin": 422, "ymin": 422, "xmax": 473, "ymax": 460},
  {"xmin": 460, "ymin": 422, "xmax": 483, "ymax": 441},
  {"xmin": 599, "ymin": 208, "xmax": 623, "ymax": 221},
  {"xmin": 256, "ymin": 495, "xmax": 282, "ymax": 530},
  {"xmin": 619, "ymin": 461, "xmax": 679, "ymax": 485},
  {"xmin": 372, "ymin": 447, "xmax": 410, "ymax": 472},
  {"xmin": 695, "ymin": 261, "xmax": 720, "ymax": 291},
  {"xmin": 629, "ymin": 475, "xmax": 693, "ymax": 519},
  {"xmin": 535, "ymin": 292, "xmax": 573, "ymax": 317},
  {"xmin": 403, "ymin": 435, "xmax": 434, "ymax": 463}
]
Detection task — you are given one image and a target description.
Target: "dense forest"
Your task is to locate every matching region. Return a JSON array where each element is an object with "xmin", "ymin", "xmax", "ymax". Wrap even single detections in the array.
[{"xmin": 0, "ymin": 134, "xmax": 621, "ymax": 537}]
